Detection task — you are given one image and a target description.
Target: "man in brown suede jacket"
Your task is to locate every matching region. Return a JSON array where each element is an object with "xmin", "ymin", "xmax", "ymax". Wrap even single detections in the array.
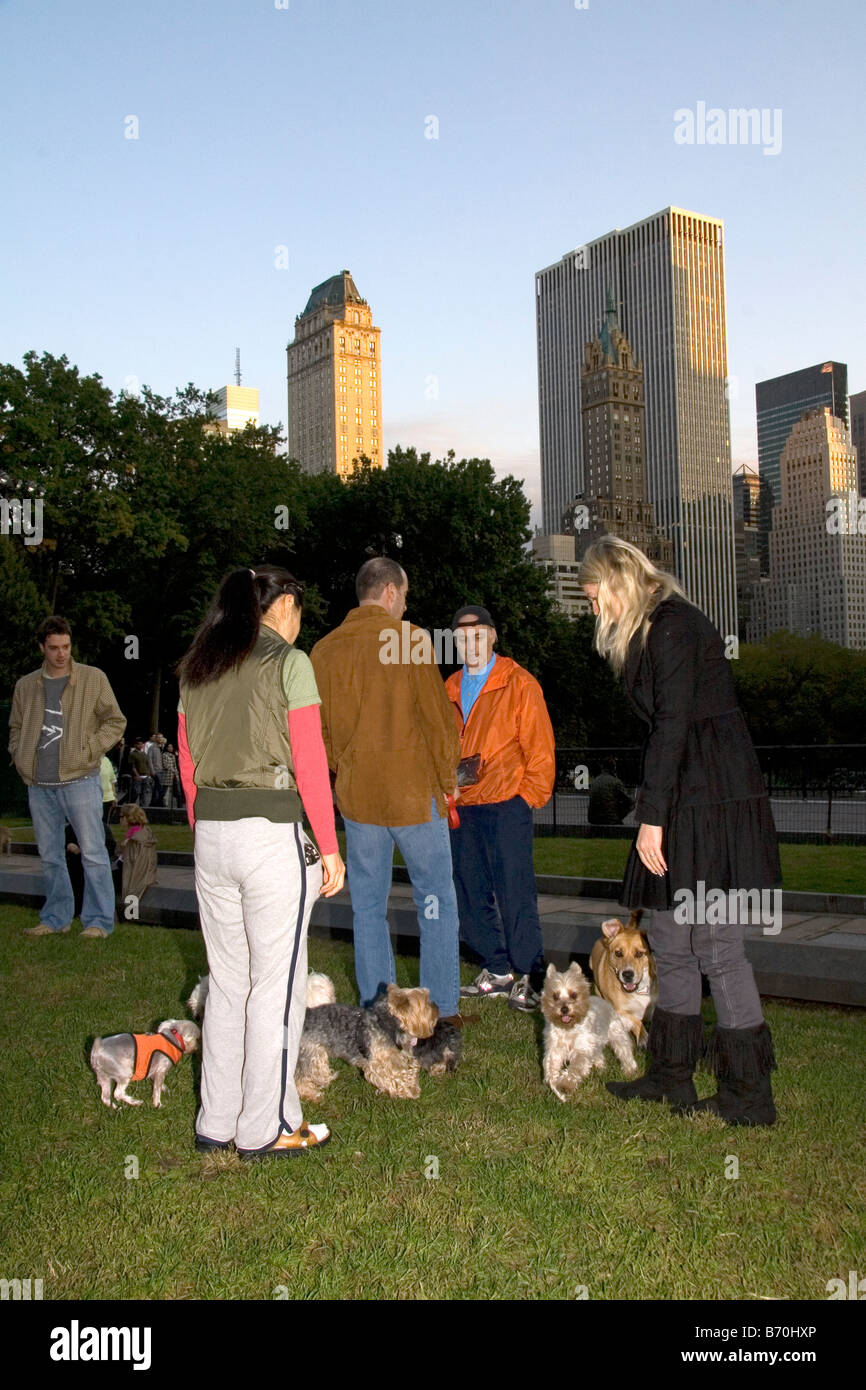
[{"xmin": 311, "ymin": 558, "xmax": 461, "ymax": 1018}]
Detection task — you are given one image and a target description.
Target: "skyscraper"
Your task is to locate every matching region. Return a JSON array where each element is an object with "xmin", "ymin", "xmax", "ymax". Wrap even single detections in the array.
[
  {"xmin": 747, "ymin": 409, "xmax": 866, "ymax": 650},
  {"xmin": 731, "ymin": 464, "xmax": 763, "ymax": 642},
  {"xmin": 287, "ymin": 271, "xmax": 382, "ymax": 476},
  {"xmin": 208, "ymin": 385, "xmax": 260, "ymax": 436},
  {"xmin": 536, "ymin": 207, "xmax": 736, "ymax": 637},
  {"xmin": 755, "ymin": 362, "xmax": 848, "ymax": 573},
  {"xmin": 568, "ymin": 289, "xmax": 672, "ymax": 573},
  {"xmin": 849, "ymin": 389, "xmax": 866, "ymax": 498}
]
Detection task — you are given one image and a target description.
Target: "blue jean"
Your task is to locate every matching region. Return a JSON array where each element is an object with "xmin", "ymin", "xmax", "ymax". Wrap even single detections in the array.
[
  {"xmin": 449, "ymin": 795, "xmax": 545, "ymax": 980},
  {"xmin": 28, "ymin": 775, "xmax": 116, "ymax": 933},
  {"xmin": 343, "ymin": 798, "xmax": 460, "ymax": 1015}
]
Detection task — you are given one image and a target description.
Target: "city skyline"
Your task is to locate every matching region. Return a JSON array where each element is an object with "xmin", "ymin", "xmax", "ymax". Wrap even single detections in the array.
[
  {"xmin": 2, "ymin": 0, "xmax": 865, "ymax": 527},
  {"xmin": 537, "ymin": 207, "xmax": 738, "ymax": 637}
]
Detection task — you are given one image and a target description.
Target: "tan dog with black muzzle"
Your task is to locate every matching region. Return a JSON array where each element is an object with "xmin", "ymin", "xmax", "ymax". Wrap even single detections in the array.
[{"xmin": 590, "ymin": 911, "xmax": 657, "ymax": 1048}]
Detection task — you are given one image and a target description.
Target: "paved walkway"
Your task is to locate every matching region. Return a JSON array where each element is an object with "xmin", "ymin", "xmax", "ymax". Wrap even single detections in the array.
[{"xmin": 2, "ymin": 851, "xmax": 865, "ymax": 1006}]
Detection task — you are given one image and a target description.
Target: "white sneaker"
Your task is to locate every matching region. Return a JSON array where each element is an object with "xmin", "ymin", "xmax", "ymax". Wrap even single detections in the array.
[{"xmin": 460, "ymin": 968, "xmax": 514, "ymax": 998}]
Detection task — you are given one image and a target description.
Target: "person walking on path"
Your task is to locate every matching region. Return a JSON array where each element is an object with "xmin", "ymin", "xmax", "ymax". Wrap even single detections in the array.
[
  {"xmin": 310, "ymin": 557, "xmax": 462, "ymax": 1021},
  {"xmin": 178, "ymin": 565, "xmax": 344, "ymax": 1158},
  {"xmin": 8, "ymin": 616, "xmax": 126, "ymax": 938},
  {"xmin": 580, "ymin": 536, "xmax": 782, "ymax": 1126},
  {"xmin": 445, "ymin": 605, "xmax": 556, "ymax": 1013}
]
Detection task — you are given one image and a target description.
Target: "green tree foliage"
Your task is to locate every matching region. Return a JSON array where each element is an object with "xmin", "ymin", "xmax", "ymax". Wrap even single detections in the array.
[
  {"xmin": 732, "ymin": 631, "xmax": 866, "ymax": 745},
  {"xmin": 2, "ymin": 352, "xmax": 863, "ymax": 750}
]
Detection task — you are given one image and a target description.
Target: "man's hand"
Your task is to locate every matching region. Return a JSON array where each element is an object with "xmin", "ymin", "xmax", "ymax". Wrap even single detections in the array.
[
  {"xmin": 636, "ymin": 823, "xmax": 666, "ymax": 877},
  {"xmin": 319, "ymin": 852, "xmax": 346, "ymax": 898}
]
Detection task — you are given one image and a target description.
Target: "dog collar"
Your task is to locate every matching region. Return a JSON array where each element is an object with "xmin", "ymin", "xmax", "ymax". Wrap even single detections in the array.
[{"xmin": 162, "ymin": 1027, "xmax": 186, "ymax": 1054}]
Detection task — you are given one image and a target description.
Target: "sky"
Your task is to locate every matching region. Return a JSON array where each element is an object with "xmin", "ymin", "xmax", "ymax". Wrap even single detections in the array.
[{"xmin": 2, "ymin": 0, "xmax": 864, "ymax": 523}]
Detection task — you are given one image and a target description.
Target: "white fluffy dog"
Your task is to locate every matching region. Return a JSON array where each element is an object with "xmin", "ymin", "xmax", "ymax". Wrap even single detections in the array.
[
  {"xmin": 187, "ymin": 971, "xmax": 335, "ymax": 1018},
  {"xmin": 541, "ymin": 962, "xmax": 638, "ymax": 1101}
]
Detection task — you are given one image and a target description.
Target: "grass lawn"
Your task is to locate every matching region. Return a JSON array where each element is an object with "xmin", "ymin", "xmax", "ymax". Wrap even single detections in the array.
[
  {"xmin": 1, "ymin": 903, "xmax": 864, "ymax": 1301},
  {"xmin": 3, "ymin": 816, "xmax": 865, "ymax": 893}
]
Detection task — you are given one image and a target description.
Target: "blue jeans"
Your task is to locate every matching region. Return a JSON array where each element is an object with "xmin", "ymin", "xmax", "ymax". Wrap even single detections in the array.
[
  {"xmin": 450, "ymin": 795, "xmax": 545, "ymax": 981},
  {"xmin": 343, "ymin": 798, "xmax": 460, "ymax": 1015},
  {"xmin": 28, "ymin": 775, "xmax": 116, "ymax": 933}
]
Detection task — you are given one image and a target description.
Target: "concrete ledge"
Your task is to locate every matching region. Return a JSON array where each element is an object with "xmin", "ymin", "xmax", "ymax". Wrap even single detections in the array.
[{"xmin": 4, "ymin": 869, "xmax": 866, "ymax": 1007}]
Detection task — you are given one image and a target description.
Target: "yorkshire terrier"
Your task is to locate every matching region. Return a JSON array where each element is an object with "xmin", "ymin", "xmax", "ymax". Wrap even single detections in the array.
[
  {"xmin": 297, "ymin": 983, "xmax": 440, "ymax": 1101},
  {"xmin": 90, "ymin": 1019, "xmax": 200, "ymax": 1108},
  {"xmin": 541, "ymin": 962, "xmax": 637, "ymax": 1101},
  {"xmin": 415, "ymin": 1018, "xmax": 462, "ymax": 1076},
  {"xmin": 189, "ymin": 970, "xmax": 452, "ymax": 1100}
]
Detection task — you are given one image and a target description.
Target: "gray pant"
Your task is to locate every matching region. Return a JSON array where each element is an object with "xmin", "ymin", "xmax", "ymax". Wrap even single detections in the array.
[
  {"xmin": 644, "ymin": 907, "xmax": 764, "ymax": 1030},
  {"xmin": 194, "ymin": 818, "xmax": 323, "ymax": 1150}
]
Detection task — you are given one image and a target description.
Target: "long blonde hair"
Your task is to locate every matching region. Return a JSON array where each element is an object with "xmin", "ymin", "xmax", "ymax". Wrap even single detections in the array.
[{"xmin": 578, "ymin": 536, "xmax": 686, "ymax": 675}]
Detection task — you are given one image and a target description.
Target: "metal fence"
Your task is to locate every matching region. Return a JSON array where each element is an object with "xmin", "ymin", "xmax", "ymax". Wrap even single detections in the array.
[
  {"xmin": 1, "ymin": 709, "xmax": 864, "ymax": 843},
  {"xmin": 534, "ymin": 746, "xmax": 866, "ymax": 843}
]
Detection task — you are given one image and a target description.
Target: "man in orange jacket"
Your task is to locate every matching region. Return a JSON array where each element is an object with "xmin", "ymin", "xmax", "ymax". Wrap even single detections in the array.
[{"xmin": 445, "ymin": 605, "xmax": 555, "ymax": 1012}]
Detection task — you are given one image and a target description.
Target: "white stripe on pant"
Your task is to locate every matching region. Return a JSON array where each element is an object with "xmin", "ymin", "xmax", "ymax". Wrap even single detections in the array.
[{"xmin": 193, "ymin": 818, "xmax": 323, "ymax": 1150}]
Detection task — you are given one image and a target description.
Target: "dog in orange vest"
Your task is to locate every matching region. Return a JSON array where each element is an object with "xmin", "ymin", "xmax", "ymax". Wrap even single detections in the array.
[{"xmin": 90, "ymin": 1019, "xmax": 200, "ymax": 1108}]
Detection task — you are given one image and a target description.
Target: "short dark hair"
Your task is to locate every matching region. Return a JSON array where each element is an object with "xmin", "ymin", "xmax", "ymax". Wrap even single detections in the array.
[
  {"xmin": 355, "ymin": 557, "xmax": 405, "ymax": 602},
  {"xmin": 38, "ymin": 616, "xmax": 71, "ymax": 643}
]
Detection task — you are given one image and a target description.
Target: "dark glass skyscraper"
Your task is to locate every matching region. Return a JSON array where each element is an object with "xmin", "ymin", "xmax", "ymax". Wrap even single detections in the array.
[{"xmin": 850, "ymin": 389, "xmax": 866, "ymax": 499}]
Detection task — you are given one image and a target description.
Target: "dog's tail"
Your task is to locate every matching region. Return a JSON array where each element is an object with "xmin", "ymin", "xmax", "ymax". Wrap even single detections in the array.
[
  {"xmin": 306, "ymin": 972, "xmax": 336, "ymax": 1007},
  {"xmin": 187, "ymin": 976, "xmax": 209, "ymax": 1019}
]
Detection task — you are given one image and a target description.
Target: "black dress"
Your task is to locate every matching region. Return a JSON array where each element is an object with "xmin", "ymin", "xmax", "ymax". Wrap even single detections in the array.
[{"xmin": 618, "ymin": 595, "xmax": 782, "ymax": 912}]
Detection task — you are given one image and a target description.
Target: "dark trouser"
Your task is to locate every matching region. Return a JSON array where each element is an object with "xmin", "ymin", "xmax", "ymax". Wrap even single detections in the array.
[
  {"xmin": 450, "ymin": 795, "xmax": 544, "ymax": 982},
  {"xmin": 644, "ymin": 907, "xmax": 764, "ymax": 1030}
]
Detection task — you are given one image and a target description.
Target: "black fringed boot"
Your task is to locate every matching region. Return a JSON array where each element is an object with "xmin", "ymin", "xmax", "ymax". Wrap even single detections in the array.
[
  {"xmin": 606, "ymin": 1007, "xmax": 704, "ymax": 1111},
  {"xmin": 689, "ymin": 1021, "xmax": 777, "ymax": 1127}
]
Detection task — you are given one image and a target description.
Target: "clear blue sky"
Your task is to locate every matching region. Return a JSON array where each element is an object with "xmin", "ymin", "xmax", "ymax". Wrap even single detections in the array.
[{"xmin": 3, "ymin": 0, "xmax": 864, "ymax": 521}]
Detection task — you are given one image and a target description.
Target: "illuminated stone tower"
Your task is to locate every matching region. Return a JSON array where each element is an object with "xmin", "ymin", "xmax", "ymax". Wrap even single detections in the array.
[{"xmin": 287, "ymin": 271, "xmax": 382, "ymax": 476}]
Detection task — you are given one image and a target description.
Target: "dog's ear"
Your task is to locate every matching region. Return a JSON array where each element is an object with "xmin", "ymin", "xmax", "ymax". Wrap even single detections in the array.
[
  {"xmin": 627, "ymin": 910, "xmax": 643, "ymax": 932},
  {"xmin": 566, "ymin": 961, "xmax": 584, "ymax": 978},
  {"xmin": 545, "ymin": 962, "xmax": 557, "ymax": 978},
  {"xmin": 602, "ymin": 918, "xmax": 623, "ymax": 939}
]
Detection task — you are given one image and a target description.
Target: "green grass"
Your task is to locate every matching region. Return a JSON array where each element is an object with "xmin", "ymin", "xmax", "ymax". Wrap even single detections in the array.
[
  {"xmin": 3, "ymin": 816, "xmax": 865, "ymax": 893},
  {"xmin": 1, "ymin": 904, "xmax": 864, "ymax": 1300}
]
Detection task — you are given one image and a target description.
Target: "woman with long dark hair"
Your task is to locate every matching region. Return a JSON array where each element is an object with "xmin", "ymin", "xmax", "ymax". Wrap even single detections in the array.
[
  {"xmin": 177, "ymin": 565, "xmax": 345, "ymax": 1157},
  {"xmin": 580, "ymin": 537, "xmax": 781, "ymax": 1127}
]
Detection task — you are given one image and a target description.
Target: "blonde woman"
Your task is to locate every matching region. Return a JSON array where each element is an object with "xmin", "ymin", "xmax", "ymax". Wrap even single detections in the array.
[{"xmin": 579, "ymin": 537, "xmax": 781, "ymax": 1126}]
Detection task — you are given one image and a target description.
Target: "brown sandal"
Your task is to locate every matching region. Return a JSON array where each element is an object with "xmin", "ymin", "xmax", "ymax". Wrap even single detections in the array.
[{"xmin": 238, "ymin": 1122, "xmax": 331, "ymax": 1159}]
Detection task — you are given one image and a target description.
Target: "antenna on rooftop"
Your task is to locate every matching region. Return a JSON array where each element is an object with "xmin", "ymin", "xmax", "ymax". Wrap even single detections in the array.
[{"xmin": 234, "ymin": 349, "xmax": 242, "ymax": 387}]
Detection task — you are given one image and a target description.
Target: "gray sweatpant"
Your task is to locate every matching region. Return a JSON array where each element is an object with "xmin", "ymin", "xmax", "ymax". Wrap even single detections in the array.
[
  {"xmin": 644, "ymin": 906, "xmax": 765, "ymax": 1030},
  {"xmin": 193, "ymin": 818, "xmax": 323, "ymax": 1150}
]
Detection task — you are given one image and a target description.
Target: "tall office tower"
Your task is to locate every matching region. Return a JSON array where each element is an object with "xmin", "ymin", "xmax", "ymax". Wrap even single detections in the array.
[
  {"xmin": 536, "ymin": 207, "xmax": 737, "ymax": 637},
  {"xmin": 747, "ymin": 409, "xmax": 866, "ymax": 650},
  {"xmin": 567, "ymin": 290, "xmax": 673, "ymax": 573},
  {"xmin": 208, "ymin": 385, "xmax": 260, "ymax": 436},
  {"xmin": 755, "ymin": 362, "xmax": 848, "ymax": 574},
  {"xmin": 731, "ymin": 464, "xmax": 763, "ymax": 642},
  {"xmin": 287, "ymin": 271, "xmax": 382, "ymax": 476},
  {"xmin": 850, "ymin": 389, "xmax": 866, "ymax": 497}
]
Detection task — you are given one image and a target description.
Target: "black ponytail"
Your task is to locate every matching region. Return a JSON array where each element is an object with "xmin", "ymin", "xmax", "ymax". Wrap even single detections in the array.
[{"xmin": 177, "ymin": 565, "xmax": 305, "ymax": 687}]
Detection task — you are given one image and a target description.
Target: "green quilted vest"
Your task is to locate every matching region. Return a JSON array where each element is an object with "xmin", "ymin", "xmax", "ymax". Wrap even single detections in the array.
[{"xmin": 180, "ymin": 625, "xmax": 302, "ymax": 822}]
